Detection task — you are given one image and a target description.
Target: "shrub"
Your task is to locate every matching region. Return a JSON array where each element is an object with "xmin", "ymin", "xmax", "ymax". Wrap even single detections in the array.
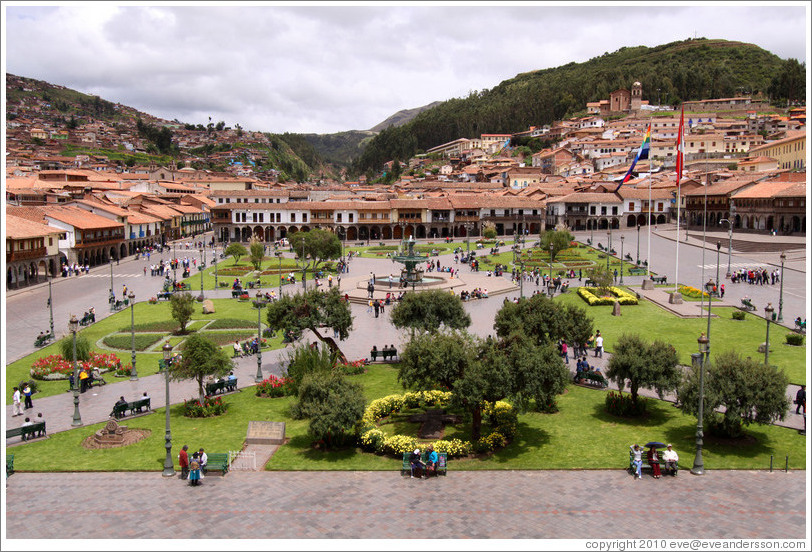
[
  {"xmin": 102, "ymin": 333, "xmax": 163, "ymax": 351},
  {"xmin": 605, "ymin": 391, "xmax": 648, "ymax": 417},
  {"xmin": 118, "ymin": 320, "xmax": 180, "ymax": 333},
  {"xmin": 785, "ymin": 333, "xmax": 804, "ymax": 346},
  {"xmin": 475, "ymin": 432, "xmax": 507, "ymax": 453},
  {"xmin": 732, "ymin": 311, "xmax": 746, "ymax": 320},
  {"xmin": 182, "ymin": 396, "xmax": 227, "ymax": 417},
  {"xmin": 336, "ymin": 359, "xmax": 367, "ymax": 375},
  {"xmin": 255, "ymin": 375, "xmax": 293, "ymax": 397},
  {"xmin": 148, "ymin": 297, "xmax": 158, "ymax": 304},
  {"xmin": 283, "ymin": 344, "xmax": 336, "ymax": 395},
  {"xmin": 30, "ymin": 351, "xmax": 121, "ymax": 380},
  {"xmin": 59, "ymin": 334, "xmax": 91, "ymax": 362},
  {"xmin": 205, "ymin": 318, "xmax": 256, "ymax": 330}
]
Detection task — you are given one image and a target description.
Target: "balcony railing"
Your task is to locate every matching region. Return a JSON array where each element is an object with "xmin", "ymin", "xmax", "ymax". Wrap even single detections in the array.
[
  {"xmin": 7, "ymin": 246, "xmax": 47, "ymax": 262},
  {"xmin": 77, "ymin": 236, "xmax": 124, "ymax": 247}
]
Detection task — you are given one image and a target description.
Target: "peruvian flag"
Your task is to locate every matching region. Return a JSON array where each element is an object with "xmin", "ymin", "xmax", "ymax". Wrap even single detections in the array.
[{"xmin": 675, "ymin": 105, "xmax": 685, "ymax": 186}]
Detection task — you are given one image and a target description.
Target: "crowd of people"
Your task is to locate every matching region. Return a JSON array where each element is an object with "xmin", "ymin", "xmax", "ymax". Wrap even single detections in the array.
[
  {"xmin": 729, "ymin": 267, "xmax": 781, "ymax": 285},
  {"xmin": 459, "ymin": 288, "xmax": 488, "ymax": 301},
  {"xmin": 630, "ymin": 443, "xmax": 679, "ymax": 479},
  {"xmin": 178, "ymin": 445, "xmax": 209, "ymax": 486}
]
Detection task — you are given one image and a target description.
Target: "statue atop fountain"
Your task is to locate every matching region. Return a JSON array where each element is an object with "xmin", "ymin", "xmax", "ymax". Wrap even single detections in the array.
[{"xmin": 392, "ymin": 236, "xmax": 426, "ymax": 289}]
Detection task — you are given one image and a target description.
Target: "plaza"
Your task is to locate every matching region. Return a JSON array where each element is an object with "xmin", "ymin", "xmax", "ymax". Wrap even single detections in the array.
[{"xmin": 3, "ymin": 226, "xmax": 808, "ymax": 543}]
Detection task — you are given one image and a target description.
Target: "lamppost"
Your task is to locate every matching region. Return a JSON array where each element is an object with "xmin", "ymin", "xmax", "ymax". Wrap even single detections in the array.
[
  {"xmin": 69, "ymin": 315, "xmax": 83, "ymax": 427},
  {"xmin": 172, "ymin": 243, "xmax": 177, "ymax": 283},
  {"xmin": 606, "ymin": 231, "xmax": 611, "ymax": 271},
  {"xmin": 48, "ymin": 278, "xmax": 55, "ymax": 338},
  {"xmin": 128, "ymin": 291, "xmax": 138, "ymax": 380},
  {"xmin": 299, "ymin": 238, "xmax": 307, "ymax": 291},
  {"xmin": 464, "ymin": 222, "xmax": 473, "ymax": 255},
  {"xmin": 719, "ymin": 218, "xmax": 733, "ymax": 278},
  {"xmin": 214, "ymin": 244, "xmax": 218, "ymax": 289},
  {"xmin": 764, "ymin": 303, "xmax": 774, "ymax": 365},
  {"xmin": 691, "ymin": 332, "xmax": 709, "ymax": 475},
  {"xmin": 198, "ymin": 248, "xmax": 205, "ymax": 300},
  {"xmin": 778, "ymin": 252, "xmax": 786, "ymax": 322},
  {"xmin": 275, "ymin": 251, "xmax": 283, "ymax": 298},
  {"xmin": 162, "ymin": 342, "xmax": 175, "ymax": 477},
  {"xmin": 704, "ymin": 278, "xmax": 714, "ymax": 340},
  {"xmin": 619, "ymin": 235, "xmax": 625, "ymax": 284},
  {"xmin": 636, "ymin": 223, "xmax": 641, "ymax": 265},
  {"xmin": 254, "ymin": 298, "xmax": 267, "ymax": 382},
  {"xmin": 109, "ymin": 260, "xmax": 115, "ymax": 312},
  {"xmin": 549, "ymin": 243, "xmax": 554, "ymax": 281},
  {"xmin": 714, "ymin": 241, "xmax": 721, "ymax": 298}
]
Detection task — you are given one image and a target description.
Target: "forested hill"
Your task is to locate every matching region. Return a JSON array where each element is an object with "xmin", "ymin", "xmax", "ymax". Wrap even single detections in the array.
[{"xmin": 353, "ymin": 38, "xmax": 804, "ymax": 174}]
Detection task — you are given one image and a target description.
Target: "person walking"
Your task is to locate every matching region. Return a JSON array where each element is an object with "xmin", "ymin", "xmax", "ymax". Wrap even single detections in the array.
[
  {"xmin": 795, "ymin": 385, "xmax": 806, "ymax": 414},
  {"xmin": 594, "ymin": 331, "xmax": 603, "ymax": 358},
  {"xmin": 12, "ymin": 387, "xmax": 23, "ymax": 416},
  {"xmin": 178, "ymin": 445, "xmax": 190, "ymax": 480},
  {"xmin": 22, "ymin": 383, "xmax": 33, "ymax": 409}
]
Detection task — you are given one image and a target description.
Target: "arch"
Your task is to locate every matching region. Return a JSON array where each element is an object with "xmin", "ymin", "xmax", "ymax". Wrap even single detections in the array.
[
  {"xmin": 416, "ymin": 225, "xmax": 426, "ymax": 239},
  {"xmin": 298, "ymin": 226, "xmax": 309, "ymax": 233},
  {"xmin": 393, "ymin": 225, "xmax": 404, "ymax": 240},
  {"xmin": 346, "ymin": 226, "xmax": 357, "ymax": 241},
  {"xmin": 220, "ymin": 228, "xmax": 230, "ymax": 243},
  {"xmin": 265, "ymin": 227, "xmax": 274, "ymax": 242},
  {"xmin": 734, "ymin": 214, "xmax": 742, "ymax": 228},
  {"xmin": 766, "ymin": 216, "xmax": 774, "ymax": 232},
  {"xmin": 358, "ymin": 226, "xmax": 369, "ymax": 241},
  {"xmin": 49, "ymin": 258, "xmax": 56, "ymax": 277},
  {"xmin": 708, "ymin": 212, "xmax": 716, "ymax": 226},
  {"xmin": 403, "ymin": 225, "xmax": 413, "ymax": 239},
  {"xmin": 241, "ymin": 227, "xmax": 252, "ymax": 241},
  {"xmin": 370, "ymin": 226, "xmax": 381, "ymax": 240},
  {"xmin": 597, "ymin": 218, "xmax": 608, "ymax": 230},
  {"xmin": 109, "ymin": 247, "xmax": 116, "ymax": 262},
  {"xmin": 440, "ymin": 227, "xmax": 450, "ymax": 238},
  {"xmin": 382, "ymin": 225, "xmax": 392, "ymax": 240},
  {"xmin": 528, "ymin": 222, "xmax": 539, "ymax": 234},
  {"xmin": 657, "ymin": 214, "xmax": 666, "ymax": 224},
  {"xmin": 610, "ymin": 218, "xmax": 620, "ymax": 229},
  {"xmin": 252, "ymin": 226, "xmax": 263, "ymax": 240},
  {"xmin": 627, "ymin": 214, "xmax": 637, "ymax": 227}
]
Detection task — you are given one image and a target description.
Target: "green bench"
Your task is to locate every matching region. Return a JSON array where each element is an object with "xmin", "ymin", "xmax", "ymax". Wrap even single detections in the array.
[
  {"xmin": 628, "ymin": 449, "xmax": 678, "ymax": 476},
  {"xmin": 205, "ymin": 378, "xmax": 238, "ymax": 396},
  {"xmin": 583, "ymin": 279, "xmax": 597, "ymax": 287},
  {"xmin": 575, "ymin": 371, "xmax": 608, "ymax": 388},
  {"xmin": 400, "ymin": 451, "xmax": 448, "ymax": 477},
  {"xmin": 6, "ymin": 453, "xmax": 14, "ymax": 477},
  {"xmin": 110, "ymin": 398, "xmax": 151, "ymax": 419},
  {"xmin": 369, "ymin": 347, "xmax": 398, "ymax": 362},
  {"xmin": 741, "ymin": 298, "xmax": 756, "ymax": 311},
  {"xmin": 6, "ymin": 422, "xmax": 47, "ymax": 442},
  {"xmin": 628, "ymin": 267, "xmax": 647, "ymax": 276},
  {"xmin": 651, "ymin": 275, "xmax": 667, "ymax": 284},
  {"xmin": 205, "ymin": 453, "xmax": 230, "ymax": 475}
]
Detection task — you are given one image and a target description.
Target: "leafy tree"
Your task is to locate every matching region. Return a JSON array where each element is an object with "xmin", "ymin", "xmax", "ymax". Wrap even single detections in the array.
[
  {"xmin": 494, "ymin": 293, "xmax": 593, "ymax": 348},
  {"xmin": 249, "ymin": 238, "xmax": 264, "ymax": 271},
  {"xmin": 498, "ymin": 331, "xmax": 570, "ymax": 413},
  {"xmin": 291, "ymin": 371, "xmax": 366, "ymax": 448},
  {"xmin": 287, "ymin": 229, "xmax": 341, "ymax": 276},
  {"xmin": 390, "ymin": 289, "xmax": 471, "ymax": 334},
  {"xmin": 266, "ymin": 286, "xmax": 352, "ymax": 357},
  {"xmin": 224, "ymin": 242, "xmax": 247, "ymax": 265},
  {"xmin": 539, "ymin": 229, "xmax": 574, "ymax": 261},
  {"xmin": 171, "ymin": 334, "xmax": 233, "ymax": 402},
  {"xmin": 482, "ymin": 222, "xmax": 497, "ymax": 240},
  {"xmin": 677, "ymin": 349, "xmax": 790, "ymax": 438},
  {"xmin": 59, "ymin": 334, "xmax": 91, "ymax": 362},
  {"xmin": 169, "ymin": 292, "xmax": 195, "ymax": 333},
  {"xmin": 605, "ymin": 333, "xmax": 681, "ymax": 405},
  {"xmin": 284, "ymin": 343, "xmax": 336, "ymax": 395},
  {"xmin": 588, "ymin": 265, "xmax": 614, "ymax": 295},
  {"xmin": 768, "ymin": 58, "xmax": 806, "ymax": 106}
]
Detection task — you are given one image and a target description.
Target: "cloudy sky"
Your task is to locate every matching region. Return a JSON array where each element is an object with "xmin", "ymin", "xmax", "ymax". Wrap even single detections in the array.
[{"xmin": 3, "ymin": 2, "xmax": 809, "ymax": 134}]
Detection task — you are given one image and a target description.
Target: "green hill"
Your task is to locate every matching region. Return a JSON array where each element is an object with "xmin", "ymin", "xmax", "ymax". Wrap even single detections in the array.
[{"xmin": 353, "ymin": 38, "xmax": 804, "ymax": 174}]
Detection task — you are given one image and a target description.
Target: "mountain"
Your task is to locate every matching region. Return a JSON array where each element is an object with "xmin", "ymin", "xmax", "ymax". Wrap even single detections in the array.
[
  {"xmin": 368, "ymin": 101, "xmax": 443, "ymax": 132},
  {"xmin": 353, "ymin": 38, "xmax": 804, "ymax": 174}
]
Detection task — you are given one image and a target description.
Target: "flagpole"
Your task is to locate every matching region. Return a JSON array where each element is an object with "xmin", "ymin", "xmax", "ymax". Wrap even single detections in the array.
[
  {"xmin": 674, "ymin": 105, "xmax": 684, "ymax": 292},
  {"xmin": 675, "ymin": 185, "xmax": 681, "ymax": 291},
  {"xmin": 647, "ymin": 119, "xmax": 652, "ymax": 280}
]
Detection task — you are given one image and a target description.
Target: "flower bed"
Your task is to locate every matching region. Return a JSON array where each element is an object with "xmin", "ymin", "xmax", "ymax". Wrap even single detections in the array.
[
  {"xmin": 255, "ymin": 375, "xmax": 293, "ymax": 397},
  {"xmin": 336, "ymin": 359, "xmax": 367, "ymax": 376},
  {"xmin": 182, "ymin": 396, "xmax": 227, "ymax": 417},
  {"xmin": 30, "ymin": 351, "xmax": 120, "ymax": 380},
  {"xmin": 102, "ymin": 333, "xmax": 164, "ymax": 351},
  {"xmin": 577, "ymin": 286, "xmax": 638, "ymax": 306},
  {"xmin": 678, "ymin": 285, "xmax": 710, "ymax": 299},
  {"xmin": 217, "ymin": 266, "xmax": 254, "ymax": 276},
  {"xmin": 358, "ymin": 390, "xmax": 516, "ymax": 457}
]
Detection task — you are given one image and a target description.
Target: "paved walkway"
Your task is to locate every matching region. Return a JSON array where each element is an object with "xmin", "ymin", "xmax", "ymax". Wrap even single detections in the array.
[{"xmin": 4, "ymin": 470, "xmax": 805, "ymax": 539}]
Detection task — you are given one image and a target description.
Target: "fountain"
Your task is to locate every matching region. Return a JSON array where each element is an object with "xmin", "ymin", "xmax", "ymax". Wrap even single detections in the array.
[{"xmin": 389, "ymin": 236, "xmax": 429, "ymax": 290}]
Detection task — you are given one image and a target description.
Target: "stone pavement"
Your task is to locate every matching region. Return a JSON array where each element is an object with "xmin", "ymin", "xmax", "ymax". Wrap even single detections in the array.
[{"xmin": 4, "ymin": 470, "xmax": 806, "ymax": 539}]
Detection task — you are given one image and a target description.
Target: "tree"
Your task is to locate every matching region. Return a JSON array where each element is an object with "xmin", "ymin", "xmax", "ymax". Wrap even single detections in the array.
[
  {"xmin": 291, "ymin": 371, "xmax": 366, "ymax": 448},
  {"xmin": 498, "ymin": 331, "xmax": 570, "ymax": 413},
  {"xmin": 588, "ymin": 265, "xmax": 614, "ymax": 295},
  {"xmin": 539, "ymin": 229, "xmax": 575, "ymax": 262},
  {"xmin": 59, "ymin": 334, "xmax": 91, "ymax": 362},
  {"xmin": 287, "ymin": 229, "xmax": 341, "ymax": 276},
  {"xmin": 390, "ymin": 289, "xmax": 471, "ymax": 334},
  {"xmin": 677, "ymin": 350, "xmax": 790, "ymax": 438},
  {"xmin": 605, "ymin": 333, "xmax": 681, "ymax": 405},
  {"xmin": 171, "ymin": 334, "xmax": 233, "ymax": 402},
  {"xmin": 169, "ymin": 292, "xmax": 195, "ymax": 333},
  {"xmin": 249, "ymin": 238, "xmax": 264, "ymax": 271},
  {"xmin": 224, "ymin": 242, "xmax": 247, "ymax": 265},
  {"xmin": 284, "ymin": 343, "xmax": 336, "ymax": 395},
  {"xmin": 482, "ymin": 222, "xmax": 497, "ymax": 240},
  {"xmin": 265, "ymin": 286, "xmax": 352, "ymax": 357},
  {"xmin": 494, "ymin": 293, "xmax": 593, "ymax": 348}
]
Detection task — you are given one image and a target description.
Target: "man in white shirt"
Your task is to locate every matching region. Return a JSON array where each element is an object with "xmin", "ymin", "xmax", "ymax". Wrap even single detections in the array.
[
  {"xmin": 594, "ymin": 332, "xmax": 604, "ymax": 358},
  {"xmin": 12, "ymin": 387, "xmax": 23, "ymax": 416},
  {"xmin": 663, "ymin": 444, "xmax": 679, "ymax": 475}
]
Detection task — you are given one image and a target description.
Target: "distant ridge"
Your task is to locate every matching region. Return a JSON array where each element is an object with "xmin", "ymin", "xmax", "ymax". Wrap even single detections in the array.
[{"xmin": 368, "ymin": 101, "xmax": 443, "ymax": 132}]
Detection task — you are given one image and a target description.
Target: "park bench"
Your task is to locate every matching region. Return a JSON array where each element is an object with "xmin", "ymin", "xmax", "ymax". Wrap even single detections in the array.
[
  {"xmin": 628, "ymin": 449, "xmax": 678, "ymax": 477},
  {"xmin": 205, "ymin": 453, "xmax": 230, "ymax": 476},
  {"xmin": 205, "ymin": 378, "xmax": 238, "ymax": 396},
  {"xmin": 34, "ymin": 332, "xmax": 54, "ymax": 347},
  {"xmin": 628, "ymin": 267, "xmax": 647, "ymax": 276},
  {"xmin": 369, "ymin": 347, "xmax": 398, "ymax": 362},
  {"xmin": 112, "ymin": 299, "xmax": 125, "ymax": 311},
  {"xmin": 740, "ymin": 298, "xmax": 756, "ymax": 311},
  {"xmin": 6, "ymin": 454, "xmax": 13, "ymax": 477},
  {"xmin": 575, "ymin": 370, "xmax": 608, "ymax": 388},
  {"xmin": 651, "ymin": 276, "xmax": 667, "ymax": 285},
  {"xmin": 78, "ymin": 312, "xmax": 95, "ymax": 326},
  {"xmin": 110, "ymin": 398, "xmax": 151, "ymax": 419},
  {"xmin": 583, "ymin": 279, "xmax": 598, "ymax": 287},
  {"xmin": 157, "ymin": 291, "xmax": 173, "ymax": 300},
  {"xmin": 400, "ymin": 451, "xmax": 448, "ymax": 477},
  {"xmin": 6, "ymin": 422, "xmax": 47, "ymax": 442},
  {"xmin": 231, "ymin": 290, "xmax": 243, "ymax": 298}
]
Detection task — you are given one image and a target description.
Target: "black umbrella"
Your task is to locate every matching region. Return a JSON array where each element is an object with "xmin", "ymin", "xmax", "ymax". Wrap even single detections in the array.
[{"xmin": 645, "ymin": 441, "xmax": 666, "ymax": 448}]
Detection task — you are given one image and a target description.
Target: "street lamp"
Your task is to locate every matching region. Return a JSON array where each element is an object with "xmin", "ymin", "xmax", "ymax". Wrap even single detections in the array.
[
  {"xmin": 715, "ymin": 241, "xmax": 721, "ymax": 297},
  {"xmin": 172, "ymin": 243, "xmax": 177, "ymax": 283},
  {"xmin": 162, "ymin": 342, "xmax": 175, "ymax": 477},
  {"xmin": 606, "ymin": 231, "xmax": 611, "ymax": 270},
  {"xmin": 719, "ymin": 219, "xmax": 733, "ymax": 278},
  {"xmin": 48, "ymin": 278, "xmax": 55, "ymax": 338},
  {"xmin": 636, "ymin": 223, "xmax": 641, "ymax": 265},
  {"xmin": 198, "ymin": 248, "xmax": 205, "ymax": 300},
  {"xmin": 704, "ymin": 278, "xmax": 714, "ymax": 340},
  {"xmin": 275, "ymin": 251, "xmax": 283, "ymax": 298},
  {"xmin": 619, "ymin": 235, "xmax": 625, "ymax": 284},
  {"xmin": 691, "ymin": 332, "xmax": 709, "ymax": 475},
  {"xmin": 109, "ymin": 261, "xmax": 115, "ymax": 312},
  {"xmin": 128, "ymin": 291, "xmax": 138, "ymax": 380},
  {"xmin": 69, "ymin": 315, "xmax": 83, "ymax": 427},
  {"xmin": 764, "ymin": 303, "xmax": 774, "ymax": 365},
  {"xmin": 254, "ymin": 298, "xmax": 267, "ymax": 383},
  {"xmin": 549, "ymin": 243, "xmax": 554, "ymax": 281},
  {"xmin": 214, "ymin": 244, "xmax": 218, "ymax": 289},
  {"xmin": 778, "ymin": 252, "xmax": 786, "ymax": 322}
]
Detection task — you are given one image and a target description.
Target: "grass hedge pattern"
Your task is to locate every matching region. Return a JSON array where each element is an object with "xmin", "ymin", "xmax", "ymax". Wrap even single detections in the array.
[
  {"xmin": 205, "ymin": 318, "xmax": 257, "ymax": 330},
  {"xmin": 102, "ymin": 333, "xmax": 164, "ymax": 351},
  {"xmin": 118, "ymin": 320, "xmax": 180, "ymax": 333}
]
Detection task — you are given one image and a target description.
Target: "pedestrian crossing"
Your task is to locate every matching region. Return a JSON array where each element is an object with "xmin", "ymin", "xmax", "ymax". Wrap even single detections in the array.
[
  {"xmin": 696, "ymin": 262, "xmax": 760, "ymax": 270},
  {"xmin": 83, "ymin": 273, "xmax": 144, "ymax": 278}
]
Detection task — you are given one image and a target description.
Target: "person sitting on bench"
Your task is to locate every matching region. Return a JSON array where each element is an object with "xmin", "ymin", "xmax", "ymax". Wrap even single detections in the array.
[
  {"xmin": 115, "ymin": 396, "xmax": 127, "ymax": 411},
  {"xmin": 424, "ymin": 444, "xmax": 438, "ymax": 477},
  {"xmin": 409, "ymin": 448, "xmax": 425, "ymax": 479}
]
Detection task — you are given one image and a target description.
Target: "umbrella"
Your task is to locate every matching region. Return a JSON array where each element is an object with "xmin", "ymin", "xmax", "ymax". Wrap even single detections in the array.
[{"xmin": 645, "ymin": 441, "xmax": 666, "ymax": 448}]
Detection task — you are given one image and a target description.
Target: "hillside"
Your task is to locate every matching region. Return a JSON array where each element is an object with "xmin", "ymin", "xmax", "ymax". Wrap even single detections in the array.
[
  {"xmin": 368, "ymin": 101, "xmax": 443, "ymax": 132},
  {"xmin": 353, "ymin": 38, "xmax": 803, "ymax": 174}
]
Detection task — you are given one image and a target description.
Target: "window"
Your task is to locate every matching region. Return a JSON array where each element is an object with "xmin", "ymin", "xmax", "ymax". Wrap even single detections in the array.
[
  {"xmin": 276, "ymin": 213, "xmax": 281, "ymax": 222},
  {"xmin": 629, "ymin": 202, "xmax": 635, "ymax": 211},
  {"xmin": 348, "ymin": 214, "xmax": 354, "ymax": 222},
  {"xmin": 612, "ymin": 206, "xmax": 618, "ymax": 215},
  {"xmin": 49, "ymin": 237, "xmax": 53, "ymax": 246},
  {"xmin": 302, "ymin": 213, "xmax": 307, "ymax": 222},
  {"xmin": 255, "ymin": 198, "xmax": 259, "ymax": 203},
  {"xmin": 337, "ymin": 213, "xmax": 343, "ymax": 223}
]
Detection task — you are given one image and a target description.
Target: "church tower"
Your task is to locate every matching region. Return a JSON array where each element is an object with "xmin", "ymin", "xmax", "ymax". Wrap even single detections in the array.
[{"xmin": 631, "ymin": 81, "xmax": 643, "ymax": 111}]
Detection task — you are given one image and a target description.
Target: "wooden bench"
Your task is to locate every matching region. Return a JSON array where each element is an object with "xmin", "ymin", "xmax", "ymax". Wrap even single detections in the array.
[
  {"xmin": 628, "ymin": 267, "xmax": 647, "ymax": 276},
  {"xmin": 205, "ymin": 378, "xmax": 238, "ymax": 396},
  {"xmin": 6, "ymin": 454, "xmax": 13, "ymax": 477},
  {"xmin": 575, "ymin": 371, "xmax": 608, "ymax": 388},
  {"xmin": 157, "ymin": 291, "xmax": 173, "ymax": 300},
  {"xmin": 6, "ymin": 422, "xmax": 46, "ymax": 442},
  {"xmin": 651, "ymin": 276, "xmax": 667, "ymax": 285},
  {"xmin": 740, "ymin": 298, "xmax": 756, "ymax": 311},
  {"xmin": 369, "ymin": 347, "xmax": 398, "ymax": 362},
  {"xmin": 584, "ymin": 279, "xmax": 597, "ymax": 287},
  {"xmin": 205, "ymin": 453, "xmax": 230, "ymax": 475},
  {"xmin": 400, "ymin": 451, "xmax": 448, "ymax": 477},
  {"xmin": 110, "ymin": 398, "xmax": 151, "ymax": 419},
  {"xmin": 628, "ymin": 449, "xmax": 679, "ymax": 476}
]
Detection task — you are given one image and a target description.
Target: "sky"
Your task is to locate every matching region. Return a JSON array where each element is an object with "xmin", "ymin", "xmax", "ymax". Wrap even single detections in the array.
[{"xmin": 2, "ymin": 2, "xmax": 809, "ymax": 135}]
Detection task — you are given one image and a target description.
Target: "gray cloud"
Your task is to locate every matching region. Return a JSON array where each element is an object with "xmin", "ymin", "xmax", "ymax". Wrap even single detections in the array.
[{"xmin": 4, "ymin": 4, "xmax": 807, "ymax": 134}]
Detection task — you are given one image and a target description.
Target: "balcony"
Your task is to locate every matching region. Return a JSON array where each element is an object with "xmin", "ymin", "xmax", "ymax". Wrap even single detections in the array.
[
  {"xmin": 7, "ymin": 246, "xmax": 47, "ymax": 262},
  {"xmin": 77, "ymin": 235, "xmax": 124, "ymax": 247}
]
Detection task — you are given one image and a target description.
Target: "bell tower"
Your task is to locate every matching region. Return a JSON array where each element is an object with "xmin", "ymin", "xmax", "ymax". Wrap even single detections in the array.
[{"xmin": 631, "ymin": 81, "xmax": 643, "ymax": 111}]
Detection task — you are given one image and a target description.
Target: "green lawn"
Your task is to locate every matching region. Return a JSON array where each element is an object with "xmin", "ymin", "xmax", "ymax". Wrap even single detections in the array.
[
  {"xmin": 6, "ymin": 299, "xmax": 284, "ymax": 403},
  {"xmin": 555, "ymin": 291, "xmax": 806, "ymax": 385},
  {"xmin": 7, "ymin": 365, "xmax": 804, "ymax": 472}
]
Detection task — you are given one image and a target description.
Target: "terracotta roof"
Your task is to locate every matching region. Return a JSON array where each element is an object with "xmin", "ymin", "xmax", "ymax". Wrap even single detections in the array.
[
  {"xmin": 772, "ymin": 183, "xmax": 806, "ymax": 197},
  {"xmin": 548, "ymin": 192, "xmax": 623, "ymax": 204},
  {"xmin": 731, "ymin": 180, "xmax": 802, "ymax": 199},
  {"xmin": 5, "ymin": 213, "xmax": 62, "ymax": 239},
  {"xmin": 683, "ymin": 178, "xmax": 758, "ymax": 197},
  {"xmin": 40, "ymin": 205, "xmax": 125, "ymax": 230}
]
